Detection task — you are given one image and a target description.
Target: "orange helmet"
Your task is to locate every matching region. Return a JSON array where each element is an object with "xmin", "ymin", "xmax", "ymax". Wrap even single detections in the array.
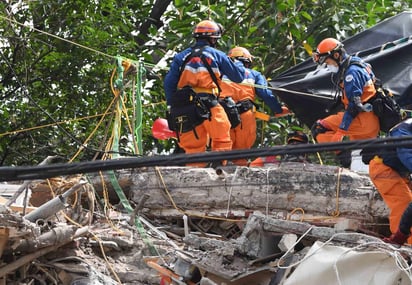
[
  {"xmin": 228, "ymin": 46, "xmax": 253, "ymax": 64},
  {"xmin": 312, "ymin": 38, "xmax": 343, "ymax": 64},
  {"xmin": 193, "ymin": 20, "xmax": 222, "ymax": 39}
]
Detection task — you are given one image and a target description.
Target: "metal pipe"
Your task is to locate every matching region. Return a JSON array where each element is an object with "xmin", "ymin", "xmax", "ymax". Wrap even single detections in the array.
[
  {"xmin": 215, "ymin": 167, "xmax": 226, "ymax": 179},
  {"xmin": 24, "ymin": 182, "xmax": 86, "ymax": 222}
]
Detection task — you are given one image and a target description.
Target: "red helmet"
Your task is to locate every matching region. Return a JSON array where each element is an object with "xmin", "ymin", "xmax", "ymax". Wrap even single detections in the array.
[
  {"xmin": 152, "ymin": 118, "xmax": 175, "ymax": 140},
  {"xmin": 193, "ymin": 20, "xmax": 222, "ymax": 39},
  {"xmin": 312, "ymin": 38, "xmax": 343, "ymax": 64},
  {"xmin": 228, "ymin": 46, "xmax": 253, "ymax": 64}
]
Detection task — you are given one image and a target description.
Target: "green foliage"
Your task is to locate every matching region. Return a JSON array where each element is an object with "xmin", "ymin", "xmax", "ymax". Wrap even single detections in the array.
[{"xmin": 0, "ymin": 0, "xmax": 410, "ymax": 165}]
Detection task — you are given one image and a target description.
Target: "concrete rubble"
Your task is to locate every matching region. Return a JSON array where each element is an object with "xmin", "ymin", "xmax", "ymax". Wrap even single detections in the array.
[{"xmin": 0, "ymin": 162, "xmax": 411, "ymax": 285}]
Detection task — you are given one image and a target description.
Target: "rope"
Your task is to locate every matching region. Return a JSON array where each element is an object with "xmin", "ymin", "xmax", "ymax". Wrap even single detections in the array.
[
  {"xmin": 332, "ymin": 167, "xmax": 342, "ymax": 217},
  {"xmin": 110, "ymin": 57, "xmax": 126, "ymax": 160},
  {"xmin": 276, "ymin": 231, "xmax": 412, "ymax": 275},
  {"xmin": 311, "ymin": 137, "xmax": 324, "ymax": 165},
  {"xmin": 287, "ymin": 208, "xmax": 305, "ymax": 222},
  {"xmin": 265, "ymin": 167, "xmax": 277, "ymax": 216},
  {"xmin": 277, "ymin": 225, "xmax": 314, "ymax": 269},
  {"xmin": 3, "ymin": 13, "xmax": 412, "ymax": 107},
  {"xmin": 155, "ymin": 166, "xmax": 247, "ymax": 223},
  {"xmin": 0, "ymin": 15, "xmax": 116, "ymax": 60},
  {"xmin": 0, "ymin": 101, "xmax": 165, "ymax": 139},
  {"xmin": 225, "ymin": 166, "xmax": 240, "ymax": 218},
  {"xmin": 45, "ymin": 178, "xmax": 123, "ymax": 284},
  {"xmin": 1, "ymin": 14, "xmax": 338, "ymax": 102},
  {"xmin": 106, "ymin": 59, "xmax": 156, "ymax": 254},
  {"xmin": 69, "ymin": 96, "xmax": 119, "ymax": 162},
  {"xmin": 107, "ymin": 170, "xmax": 157, "ymax": 255},
  {"xmin": 221, "ymin": 78, "xmax": 337, "ymax": 101},
  {"xmin": 332, "ymin": 241, "xmax": 412, "ymax": 285}
]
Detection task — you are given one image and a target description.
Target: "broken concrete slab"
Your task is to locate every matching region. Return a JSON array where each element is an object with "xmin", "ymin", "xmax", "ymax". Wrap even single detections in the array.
[{"xmin": 86, "ymin": 163, "xmax": 386, "ymax": 224}]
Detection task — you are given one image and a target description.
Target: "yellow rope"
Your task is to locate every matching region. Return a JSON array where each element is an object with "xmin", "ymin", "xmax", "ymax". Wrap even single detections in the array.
[
  {"xmin": 311, "ymin": 137, "xmax": 324, "ymax": 165},
  {"xmin": 98, "ymin": 172, "xmax": 125, "ymax": 235},
  {"xmin": 44, "ymin": 178, "xmax": 123, "ymax": 284},
  {"xmin": 8, "ymin": 7, "xmax": 151, "ymax": 73},
  {"xmin": 0, "ymin": 102, "xmax": 165, "ymax": 138},
  {"xmin": 0, "ymin": 14, "xmax": 115, "ymax": 61},
  {"xmin": 287, "ymin": 207, "xmax": 305, "ymax": 222},
  {"xmin": 2, "ymin": 13, "xmax": 354, "ymax": 101},
  {"xmin": 69, "ymin": 95, "xmax": 119, "ymax": 162}
]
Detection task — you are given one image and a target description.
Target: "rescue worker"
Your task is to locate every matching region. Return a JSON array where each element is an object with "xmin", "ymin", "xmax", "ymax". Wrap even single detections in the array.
[
  {"xmin": 361, "ymin": 118, "xmax": 412, "ymax": 245},
  {"xmin": 220, "ymin": 46, "xmax": 289, "ymax": 166},
  {"xmin": 311, "ymin": 38, "xmax": 380, "ymax": 167},
  {"xmin": 163, "ymin": 20, "xmax": 245, "ymax": 167}
]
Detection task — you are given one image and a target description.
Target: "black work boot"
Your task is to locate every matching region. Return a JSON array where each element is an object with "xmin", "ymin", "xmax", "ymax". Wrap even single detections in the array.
[{"xmin": 336, "ymin": 150, "xmax": 351, "ymax": 168}]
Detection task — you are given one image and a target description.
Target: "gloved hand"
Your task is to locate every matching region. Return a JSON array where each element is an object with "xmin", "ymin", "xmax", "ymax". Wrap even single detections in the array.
[
  {"xmin": 330, "ymin": 129, "xmax": 346, "ymax": 143},
  {"xmin": 274, "ymin": 106, "xmax": 291, "ymax": 117},
  {"xmin": 382, "ymin": 229, "xmax": 409, "ymax": 246}
]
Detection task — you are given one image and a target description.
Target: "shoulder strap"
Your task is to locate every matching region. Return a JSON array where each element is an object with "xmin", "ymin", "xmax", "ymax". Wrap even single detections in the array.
[
  {"xmin": 337, "ymin": 55, "xmax": 352, "ymax": 84},
  {"xmin": 339, "ymin": 56, "xmax": 375, "ymax": 83},
  {"xmin": 179, "ymin": 46, "xmax": 222, "ymax": 92}
]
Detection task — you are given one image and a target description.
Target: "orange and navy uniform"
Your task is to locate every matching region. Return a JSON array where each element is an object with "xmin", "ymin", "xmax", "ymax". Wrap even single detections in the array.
[
  {"xmin": 164, "ymin": 40, "xmax": 245, "ymax": 165},
  {"xmin": 220, "ymin": 61, "xmax": 283, "ymax": 165},
  {"xmin": 164, "ymin": 41, "xmax": 245, "ymax": 105},
  {"xmin": 368, "ymin": 118, "xmax": 412, "ymax": 244},
  {"xmin": 315, "ymin": 56, "xmax": 380, "ymax": 143}
]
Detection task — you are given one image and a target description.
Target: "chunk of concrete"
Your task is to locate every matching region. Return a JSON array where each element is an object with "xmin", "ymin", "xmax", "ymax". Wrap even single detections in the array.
[
  {"xmin": 278, "ymin": 233, "xmax": 298, "ymax": 252},
  {"xmin": 334, "ymin": 219, "xmax": 360, "ymax": 232}
]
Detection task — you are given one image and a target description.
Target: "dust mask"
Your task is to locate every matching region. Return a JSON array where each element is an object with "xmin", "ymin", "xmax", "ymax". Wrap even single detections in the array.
[{"xmin": 327, "ymin": 64, "xmax": 339, "ymax": 73}]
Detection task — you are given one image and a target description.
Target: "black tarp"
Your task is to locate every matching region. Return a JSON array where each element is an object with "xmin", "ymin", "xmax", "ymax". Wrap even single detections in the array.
[{"xmin": 270, "ymin": 11, "xmax": 412, "ymax": 128}]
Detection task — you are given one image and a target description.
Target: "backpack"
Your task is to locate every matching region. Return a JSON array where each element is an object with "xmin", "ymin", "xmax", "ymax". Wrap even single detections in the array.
[
  {"xmin": 370, "ymin": 83, "xmax": 402, "ymax": 133},
  {"xmin": 346, "ymin": 60, "xmax": 402, "ymax": 133}
]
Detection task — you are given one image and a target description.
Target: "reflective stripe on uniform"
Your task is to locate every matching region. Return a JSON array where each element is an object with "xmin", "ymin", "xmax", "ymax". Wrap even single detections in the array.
[{"xmin": 193, "ymin": 87, "xmax": 219, "ymax": 95}]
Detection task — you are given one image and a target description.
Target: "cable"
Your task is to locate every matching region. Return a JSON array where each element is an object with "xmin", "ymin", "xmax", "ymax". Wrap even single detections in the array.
[
  {"xmin": 155, "ymin": 166, "xmax": 247, "ymax": 223},
  {"xmin": 277, "ymin": 231, "xmax": 412, "ymax": 284},
  {"xmin": 2, "ymin": 135, "xmax": 412, "ymax": 181}
]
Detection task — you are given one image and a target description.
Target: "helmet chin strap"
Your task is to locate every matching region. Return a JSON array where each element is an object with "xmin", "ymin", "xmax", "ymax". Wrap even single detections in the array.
[{"xmin": 331, "ymin": 52, "xmax": 341, "ymax": 66}]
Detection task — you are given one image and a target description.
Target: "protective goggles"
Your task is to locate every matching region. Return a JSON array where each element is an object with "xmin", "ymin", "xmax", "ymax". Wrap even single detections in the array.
[{"xmin": 312, "ymin": 52, "xmax": 330, "ymax": 65}]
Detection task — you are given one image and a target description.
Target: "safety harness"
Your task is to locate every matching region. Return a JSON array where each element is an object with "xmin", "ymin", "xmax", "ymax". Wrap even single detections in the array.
[
  {"xmin": 183, "ymin": 46, "xmax": 241, "ymax": 129},
  {"xmin": 167, "ymin": 46, "xmax": 241, "ymax": 138},
  {"xmin": 336, "ymin": 57, "xmax": 402, "ymax": 132}
]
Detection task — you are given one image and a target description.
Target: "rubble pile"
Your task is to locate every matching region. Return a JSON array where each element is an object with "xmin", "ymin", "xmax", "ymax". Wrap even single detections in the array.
[
  {"xmin": 0, "ymin": 178, "xmax": 163, "ymax": 285},
  {"xmin": 1, "ymin": 163, "xmax": 412, "ymax": 285}
]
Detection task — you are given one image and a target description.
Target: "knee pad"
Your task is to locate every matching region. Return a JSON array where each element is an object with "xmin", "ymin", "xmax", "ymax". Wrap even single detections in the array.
[{"xmin": 311, "ymin": 120, "xmax": 329, "ymax": 140}]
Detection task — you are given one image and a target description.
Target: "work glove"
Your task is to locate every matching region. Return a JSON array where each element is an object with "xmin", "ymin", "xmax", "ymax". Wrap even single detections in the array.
[
  {"xmin": 360, "ymin": 146, "xmax": 379, "ymax": 165},
  {"xmin": 274, "ymin": 106, "xmax": 291, "ymax": 118},
  {"xmin": 383, "ymin": 229, "xmax": 409, "ymax": 246}
]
